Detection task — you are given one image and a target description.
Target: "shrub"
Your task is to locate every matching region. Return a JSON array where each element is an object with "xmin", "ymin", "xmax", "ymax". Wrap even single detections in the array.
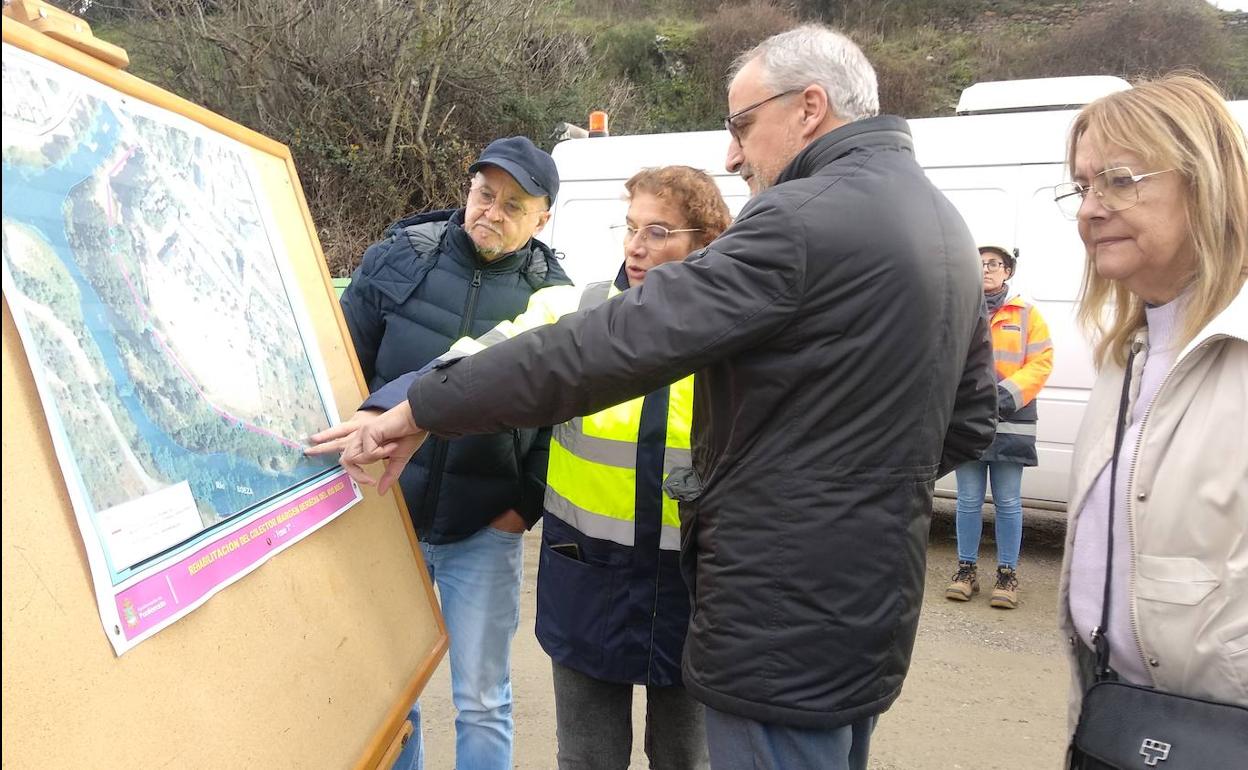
[
  {"xmin": 94, "ymin": 0, "xmax": 628, "ymax": 275},
  {"xmin": 61, "ymin": 0, "xmax": 1245, "ymax": 277},
  {"xmin": 858, "ymin": 25, "xmax": 985, "ymax": 117},
  {"xmin": 695, "ymin": 1, "xmax": 802, "ymax": 85},
  {"xmin": 800, "ymin": 0, "xmax": 994, "ymax": 32},
  {"xmin": 998, "ymin": 0, "xmax": 1233, "ymax": 88}
]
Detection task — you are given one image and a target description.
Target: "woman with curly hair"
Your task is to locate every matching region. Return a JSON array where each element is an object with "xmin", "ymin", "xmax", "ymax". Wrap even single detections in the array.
[{"xmin": 327, "ymin": 166, "xmax": 733, "ymax": 769}]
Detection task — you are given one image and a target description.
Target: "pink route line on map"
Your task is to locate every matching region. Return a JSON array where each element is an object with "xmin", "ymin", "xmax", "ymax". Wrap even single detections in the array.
[
  {"xmin": 103, "ymin": 146, "xmax": 135, "ymax": 223},
  {"xmin": 103, "ymin": 145, "xmax": 303, "ymax": 450}
]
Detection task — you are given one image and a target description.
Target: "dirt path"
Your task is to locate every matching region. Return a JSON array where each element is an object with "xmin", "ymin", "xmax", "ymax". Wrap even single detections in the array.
[
  {"xmin": 418, "ymin": 503, "xmax": 1070, "ymax": 769},
  {"xmin": 870, "ymin": 506, "xmax": 1069, "ymax": 769}
]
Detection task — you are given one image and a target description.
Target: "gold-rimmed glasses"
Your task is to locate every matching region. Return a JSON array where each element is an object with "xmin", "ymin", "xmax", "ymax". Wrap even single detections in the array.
[
  {"xmin": 1053, "ymin": 167, "xmax": 1175, "ymax": 220},
  {"xmin": 610, "ymin": 224, "xmax": 702, "ymax": 248}
]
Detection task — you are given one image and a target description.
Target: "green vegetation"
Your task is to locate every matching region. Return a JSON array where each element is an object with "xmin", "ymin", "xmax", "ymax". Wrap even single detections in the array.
[
  {"xmin": 69, "ymin": 0, "xmax": 1248, "ymax": 276},
  {"xmin": 61, "ymin": 182, "xmax": 299, "ymax": 480}
]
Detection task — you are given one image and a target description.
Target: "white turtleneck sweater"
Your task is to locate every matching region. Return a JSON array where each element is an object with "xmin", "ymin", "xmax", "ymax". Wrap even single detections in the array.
[{"xmin": 1068, "ymin": 295, "xmax": 1186, "ymax": 684}]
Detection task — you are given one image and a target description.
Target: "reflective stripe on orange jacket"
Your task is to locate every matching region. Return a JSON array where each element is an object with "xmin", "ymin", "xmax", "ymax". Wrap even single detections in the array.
[
  {"xmin": 992, "ymin": 295, "xmax": 1054, "ymax": 416},
  {"xmin": 981, "ymin": 295, "xmax": 1054, "ymax": 465}
]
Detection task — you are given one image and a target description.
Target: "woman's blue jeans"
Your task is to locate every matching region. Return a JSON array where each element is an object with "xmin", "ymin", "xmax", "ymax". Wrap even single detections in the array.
[{"xmin": 954, "ymin": 460, "xmax": 1024, "ymax": 568}]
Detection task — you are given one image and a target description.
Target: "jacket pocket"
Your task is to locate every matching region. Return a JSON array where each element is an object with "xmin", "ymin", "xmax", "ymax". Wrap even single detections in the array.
[
  {"xmin": 535, "ymin": 536, "xmax": 611, "ymax": 671},
  {"xmin": 1136, "ymin": 555, "xmax": 1219, "ymax": 605}
]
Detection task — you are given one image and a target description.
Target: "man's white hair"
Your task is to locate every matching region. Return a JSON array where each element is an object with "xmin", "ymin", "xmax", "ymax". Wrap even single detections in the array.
[{"xmin": 731, "ymin": 24, "xmax": 879, "ymax": 122}]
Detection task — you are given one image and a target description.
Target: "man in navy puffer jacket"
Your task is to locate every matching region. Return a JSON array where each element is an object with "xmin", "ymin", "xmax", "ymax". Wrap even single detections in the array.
[{"xmin": 339, "ymin": 137, "xmax": 570, "ymax": 770}]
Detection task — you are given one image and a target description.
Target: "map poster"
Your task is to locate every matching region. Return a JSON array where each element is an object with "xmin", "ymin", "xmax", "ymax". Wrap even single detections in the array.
[{"xmin": 1, "ymin": 43, "xmax": 361, "ymax": 654}]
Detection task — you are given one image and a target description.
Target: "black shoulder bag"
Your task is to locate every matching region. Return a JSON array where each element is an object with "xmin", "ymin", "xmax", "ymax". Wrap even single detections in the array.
[{"xmin": 1068, "ymin": 345, "xmax": 1248, "ymax": 769}]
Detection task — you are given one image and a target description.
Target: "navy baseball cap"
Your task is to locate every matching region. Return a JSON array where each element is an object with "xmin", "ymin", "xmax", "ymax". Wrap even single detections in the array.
[{"xmin": 469, "ymin": 136, "xmax": 560, "ymax": 204}]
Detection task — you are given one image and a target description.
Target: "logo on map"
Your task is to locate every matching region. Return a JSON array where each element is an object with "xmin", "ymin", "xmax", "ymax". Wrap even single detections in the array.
[{"xmin": 122, "ymin": 599, "xmax": 139, "ymax": 628}]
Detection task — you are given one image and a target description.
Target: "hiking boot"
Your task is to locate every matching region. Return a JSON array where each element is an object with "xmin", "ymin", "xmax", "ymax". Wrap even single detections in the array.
[
  {"xmin": 990, "ymin": 565, "xmax": 1019, "ymax": 609},
  {"xmin": 945, "ymin": 560, "xmax": 978, "ymax": 601}
]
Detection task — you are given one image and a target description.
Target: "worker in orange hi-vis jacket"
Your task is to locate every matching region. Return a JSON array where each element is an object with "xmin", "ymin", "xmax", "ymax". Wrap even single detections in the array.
[{"xmin": 947, "ymin": 245, "xmax": 1054, "ymax": 610}]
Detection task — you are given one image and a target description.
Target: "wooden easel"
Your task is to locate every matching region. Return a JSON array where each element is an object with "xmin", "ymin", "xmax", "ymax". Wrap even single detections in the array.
[{"xmin": 1, "ymin": 5, "xmax": 446, "ymax": 767}]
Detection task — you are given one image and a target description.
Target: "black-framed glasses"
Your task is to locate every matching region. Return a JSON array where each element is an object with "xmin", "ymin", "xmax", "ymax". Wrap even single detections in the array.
[
  {"xmin": 1053, "ymin": 167, "xmax": 1175, "ymax": 220},
  {"xmin": 610, "ymin": 223, "xmax": 701, "ymax": 248},
  {"xmin": 723, "ymin": 89, "xmax": 801, "ymax": 143},
  {"xmin": 982, "ymin": 259, "xmax": 1005, "ymax": 272}
]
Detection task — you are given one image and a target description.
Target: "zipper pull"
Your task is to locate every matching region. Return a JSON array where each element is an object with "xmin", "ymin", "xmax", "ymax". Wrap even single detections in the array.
[{"xmin": 471, "ymin": 269, "xmax": 482, "ymax": 288}]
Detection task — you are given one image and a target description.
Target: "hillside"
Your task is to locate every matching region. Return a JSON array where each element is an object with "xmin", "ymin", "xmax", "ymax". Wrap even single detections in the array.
[{"xmin": 73, "ymin": 0, "xmax": 1248, "ymax": 275}]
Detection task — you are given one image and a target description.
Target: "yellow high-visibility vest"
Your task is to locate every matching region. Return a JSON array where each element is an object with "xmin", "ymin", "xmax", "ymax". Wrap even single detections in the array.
[{"xmin": 441, "ymin": 280, "xmax": 693, "ymax": 550}]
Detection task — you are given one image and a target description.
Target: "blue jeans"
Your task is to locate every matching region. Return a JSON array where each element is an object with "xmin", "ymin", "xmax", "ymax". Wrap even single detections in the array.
[
  {"xmin": 393, "ymin": 525, "xmax": 525, "ymax": 770},
  {"xmin": 954, "ymin": 460, "xmax": 1024, "ymax": 568},
  {"xmin": 703, "ymin": 707, "xmax": 876, "ymax": 770}
]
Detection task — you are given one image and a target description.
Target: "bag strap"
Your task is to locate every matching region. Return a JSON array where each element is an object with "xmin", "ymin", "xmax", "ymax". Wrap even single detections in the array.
[{"xmin": 1092, "ymin": 343, "xmax": 1139, "ymax": 682}]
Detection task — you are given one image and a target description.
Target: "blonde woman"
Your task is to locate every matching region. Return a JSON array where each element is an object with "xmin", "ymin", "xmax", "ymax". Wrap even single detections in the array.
[{"xmin": 1053, "ymin": 74, "xmax": 1248, "ymax": 730}]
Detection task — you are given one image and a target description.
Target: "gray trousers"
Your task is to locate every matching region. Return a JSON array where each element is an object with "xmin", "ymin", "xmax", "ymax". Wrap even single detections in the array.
[
  {"xmin": 704, "ymin": 707, "xmax": 877, "ymax": 770},
  {"xmin": 552, "ymin": 661, "xmax": 710, "ymax": 770}
]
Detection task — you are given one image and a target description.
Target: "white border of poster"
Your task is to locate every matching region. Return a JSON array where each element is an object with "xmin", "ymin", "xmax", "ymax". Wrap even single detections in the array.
[{"xmin": 2, "ymin": 42, "xmax": 360, "ymax": 654}]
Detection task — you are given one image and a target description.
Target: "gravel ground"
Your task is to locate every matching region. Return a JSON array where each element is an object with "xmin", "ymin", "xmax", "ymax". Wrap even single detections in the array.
[{"xmin": 417, "ymin": 499, "xmax": 1071, "ymax": 769}]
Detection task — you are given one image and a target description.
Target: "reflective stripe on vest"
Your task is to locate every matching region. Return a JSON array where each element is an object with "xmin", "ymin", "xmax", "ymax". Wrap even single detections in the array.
[
  {"xmin": 554, "ymin": 417, "xmax": 692, "ymax": 472},
  {"xmin": 544, "ymin": 279, "xmax": 693, "ymax": 552},
  {"xmin": 545, "ymin": 376, "xmax": 693, "ymax": 551},
  {"xmin": 545, "ymin": 486, "xmax": 681, "ymax": 550},
  {"xmin": 994, "ymin": 422, "xmax": 1037, "ymax": 436},
  {"xmin": 1000, "ymin": 377, "xmax": 1025, "ymax": 407},
  {"xmin": 578, "ymin": 280, "xmax": 612, "ymax": 310}
]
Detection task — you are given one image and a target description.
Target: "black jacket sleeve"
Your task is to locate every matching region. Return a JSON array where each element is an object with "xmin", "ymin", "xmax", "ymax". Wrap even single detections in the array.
[
  {"xmin": 516, "ymin": 427, "xmax": 551, "ymax": 528},
  {"xmin": 408, "ymin": 197, "xmax": 807, "ymax": 436},
  {"xmin": 938, "ymin": 310, "xmax": 997, "ymax": 476}
]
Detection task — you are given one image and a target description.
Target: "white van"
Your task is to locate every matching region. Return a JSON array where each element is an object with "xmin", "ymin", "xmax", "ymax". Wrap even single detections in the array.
[{"xmin": 537, "ymin": 76, "xmax": 1248, "ymax": 508}]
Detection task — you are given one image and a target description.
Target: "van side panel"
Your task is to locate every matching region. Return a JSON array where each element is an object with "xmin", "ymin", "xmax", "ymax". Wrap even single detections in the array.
[
  {"xmin": 922, "ymin": 163, "xmax": 1090, "ymax": 505},
  {"xmin": 542, "ymin": 102, "xmax": 1247, "ymax": 507}
]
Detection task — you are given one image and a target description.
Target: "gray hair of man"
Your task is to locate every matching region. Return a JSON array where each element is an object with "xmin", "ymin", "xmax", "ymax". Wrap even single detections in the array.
[{"xmin": 730, "ymin": 25, "xmax": 879, "ymax": 123}]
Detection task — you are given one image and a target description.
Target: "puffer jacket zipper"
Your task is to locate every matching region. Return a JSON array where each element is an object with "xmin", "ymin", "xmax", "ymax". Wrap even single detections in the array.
[{"xmin": 419, "ymin": 268, "xmax": 483, "ymax": 533}]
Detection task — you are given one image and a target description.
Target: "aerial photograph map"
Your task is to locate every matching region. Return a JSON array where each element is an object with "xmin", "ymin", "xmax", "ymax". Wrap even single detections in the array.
[{"xmin": 1, "ymin": 44, "xmax": 340, "ymax": 582}]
